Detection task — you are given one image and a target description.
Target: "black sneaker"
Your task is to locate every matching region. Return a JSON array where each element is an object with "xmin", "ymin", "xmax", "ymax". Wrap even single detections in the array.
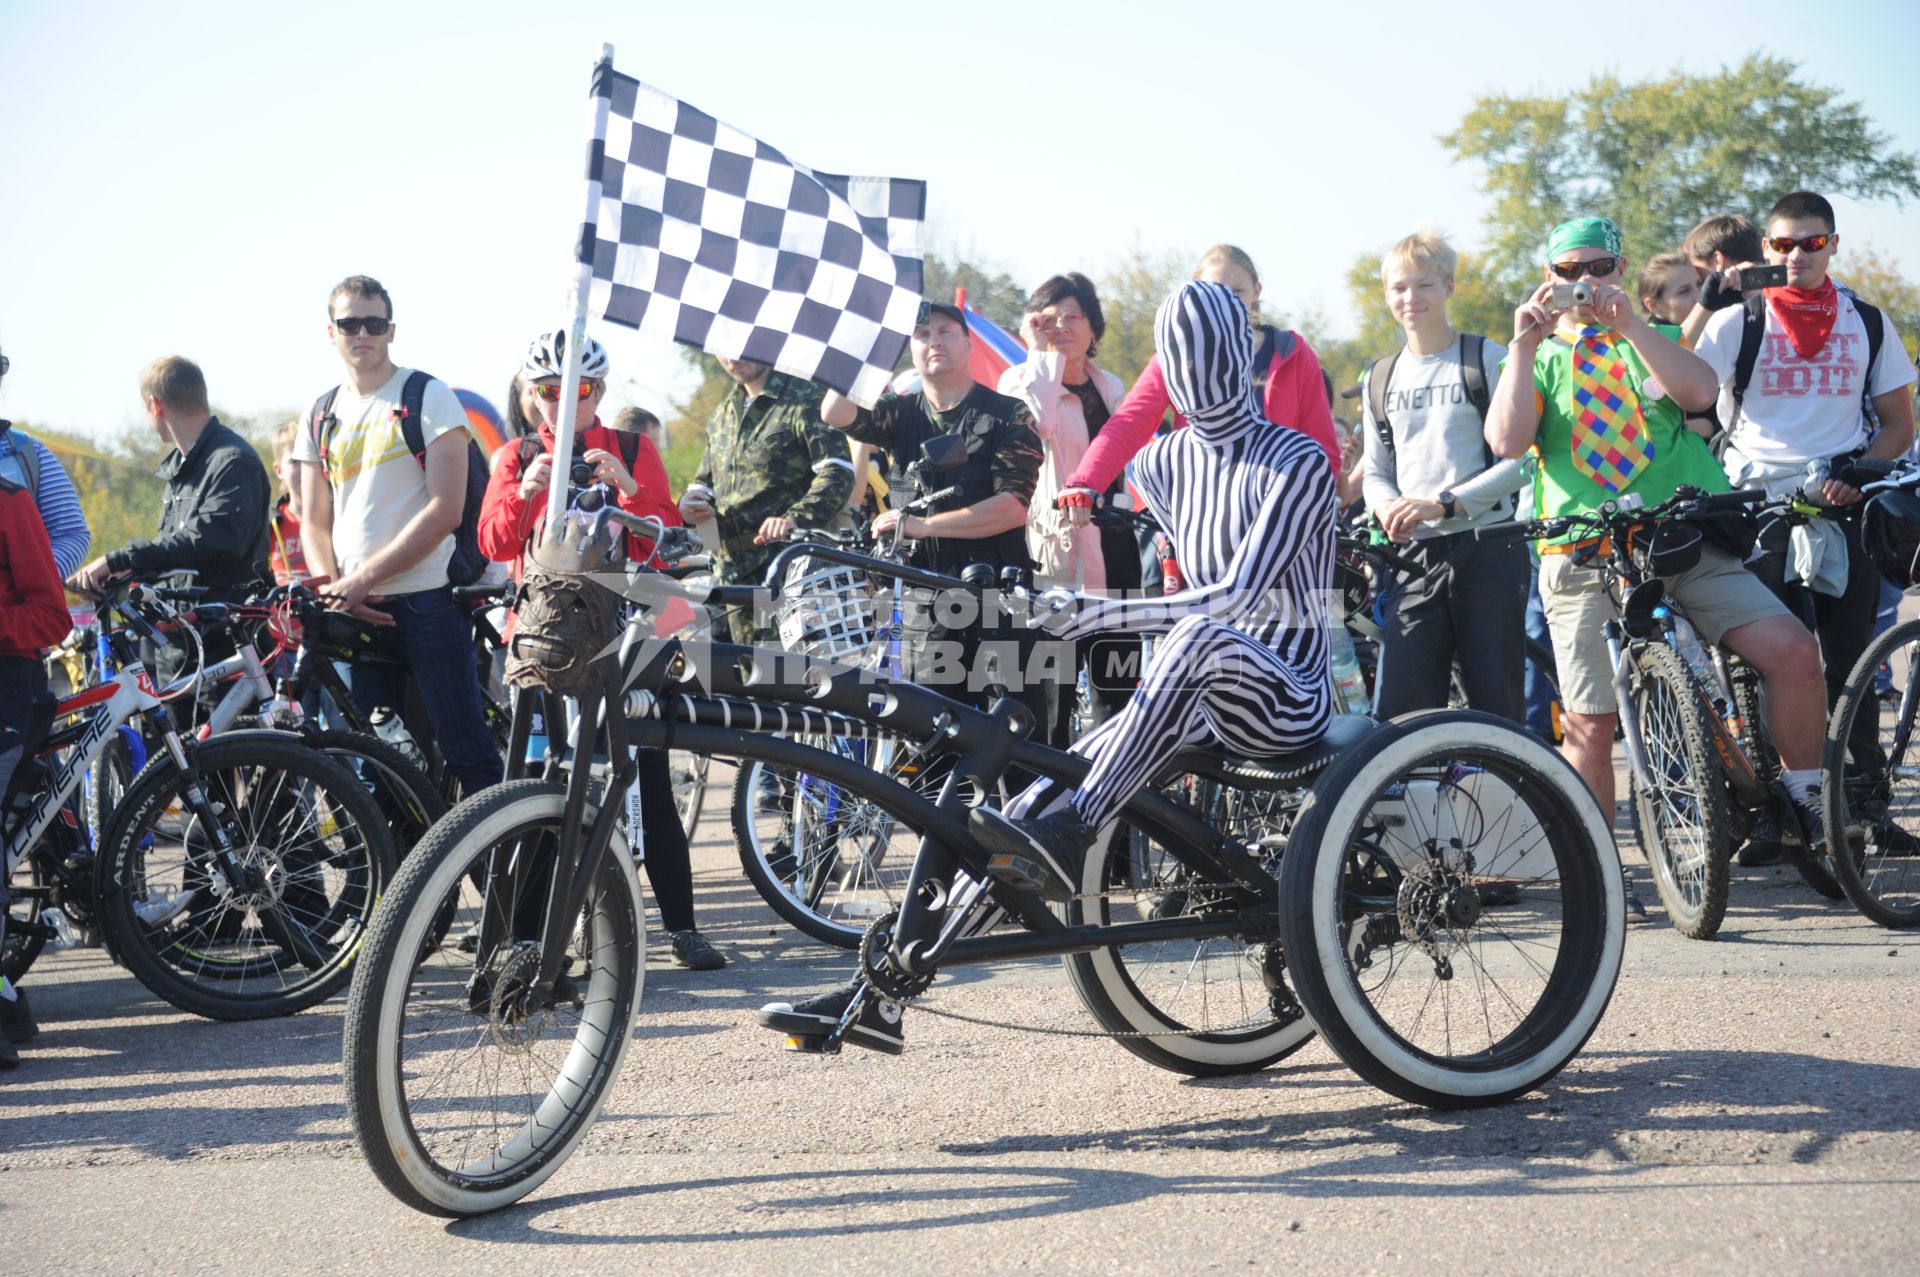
[
  {"xmin": 668, "ymin": 929, "xmax": 727, "ymax": 971},
  {"xmin": 0, "ymin": 1034, "xmax": 17, "ymax": 1071},
  {"xmin": 1790, "ymin": 791, "xmax": 1826, "ymax": 853},
  {"xmin": 1623, "ymin": 877, "xmax": 1652, "ymax": 925},
  {"xmin": 967, "ymin": 807, "xmax": 1096, "ymax": 903},
  {"xmin": 1736, "ymin": 836, "xmax": 1785, "ymax": 867},
  {"xmin": 0, "ymin": 988, "xmax": 38, "ymax": 1045},
  {"xmin": 758, "ymin": 983, "xmax": 904, "ymax": 1054}
]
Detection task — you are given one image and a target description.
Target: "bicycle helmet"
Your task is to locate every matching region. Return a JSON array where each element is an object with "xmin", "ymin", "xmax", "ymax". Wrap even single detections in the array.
[
  {"xmin": 521, "ymin": 330, "xmax": 610, "ymax": 381},
  {"xmin": 1863, "ymin": 487, "xmax": 1920, "ymax": 588}
]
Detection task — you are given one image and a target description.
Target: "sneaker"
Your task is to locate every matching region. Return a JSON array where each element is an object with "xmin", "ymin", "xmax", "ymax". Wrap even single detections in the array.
[
  {"xmin": 1873, "ymin": 822, "xmax": 1920, "ymax": 857},
  {"xmin": 967, "ymin": 807, "xmax": 1096, "ymax": 903},
  {"xmin": 0, "ymin": 988, "xmax": 38, "ymax": 1045},
  {"xmin": 753, "ymin": 771, "xmax": 787, "ymax": 816},
  {"xmin": 1736, "ymin": 837, "xmax": 1785, "ymax": 867},
  {"xmin": 758, "ymin": 983, "xmax": 904, "ymax": 1054},
  {"xmin": 0, "ymin": 1034, "xmax": 17, "ymax": 1071},
  {"xmin": 1623, "ymin": 879, "xmax": 1652, "ymax": 925},
  {"xmin": 667, "ymin": 929, "xmax": 727, "ymax": 971},
  {"xmin": 1790, "ymin": 791, "xmax": 1826, "ymax": 854}
]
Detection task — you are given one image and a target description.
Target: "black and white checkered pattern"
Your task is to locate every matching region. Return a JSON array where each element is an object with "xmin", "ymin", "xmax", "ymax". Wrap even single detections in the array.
[{"xmin": 578, "ymin": 65, "xmax": 926, "ymax": 406}]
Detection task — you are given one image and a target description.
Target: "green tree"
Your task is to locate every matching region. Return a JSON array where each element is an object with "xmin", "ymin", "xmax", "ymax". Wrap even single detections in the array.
[
  {"xmin": 1442, "ymin": 54, "xmax": 1920, "ymax": 289},
  {"xmin": 1843, "ymin": 244, "xmax": 1920, "ymax": 367},
  {"xmin": 1090, "ymin": 241, "xmax": 1193, "ymax": 389}
]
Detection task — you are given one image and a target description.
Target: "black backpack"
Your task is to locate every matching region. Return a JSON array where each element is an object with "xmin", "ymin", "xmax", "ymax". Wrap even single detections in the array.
[
  {"xmin": 309, "ymin": 370, "xmax": 492, "ymax": 586},
  {"xmin": 1363, "ymin": 333, "xmax": 1492, "ymax": 460},
  {"xmin": 1726, "ymin": 292, "xmax": 1887, "ymax": 437}
]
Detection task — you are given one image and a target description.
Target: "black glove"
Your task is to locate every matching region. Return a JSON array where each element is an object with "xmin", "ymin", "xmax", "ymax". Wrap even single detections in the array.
[{"xmin": 1699, "ymin": 270, "xmax": 1745, "ymax": 312}]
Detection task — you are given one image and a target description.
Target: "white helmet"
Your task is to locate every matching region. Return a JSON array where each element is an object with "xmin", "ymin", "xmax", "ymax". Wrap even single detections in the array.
[{"xmin": 522, "ymin": 330, "xmax": 610, "ymax": 381}]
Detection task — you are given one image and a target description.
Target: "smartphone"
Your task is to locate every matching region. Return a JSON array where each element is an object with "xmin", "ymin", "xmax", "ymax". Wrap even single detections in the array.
[
  {"xmin": 1550, "ymin": 281, "xmax": 1594, "ymax": 310},
  {"xmin": 1736, "ymin": 264, "xmax": 1788, "ymax": 290}
]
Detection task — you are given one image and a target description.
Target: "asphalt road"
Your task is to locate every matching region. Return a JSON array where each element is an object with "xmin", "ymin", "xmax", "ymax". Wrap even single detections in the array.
[{"xmin": 4, "ymin": 764, "xmax": 1917, "ymax": 1276}]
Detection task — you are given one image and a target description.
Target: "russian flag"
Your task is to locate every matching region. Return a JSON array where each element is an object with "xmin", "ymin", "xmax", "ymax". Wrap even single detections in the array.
[{"xmin": 957, "ymin": 288, "xmax": 1026, "ymax": 386}]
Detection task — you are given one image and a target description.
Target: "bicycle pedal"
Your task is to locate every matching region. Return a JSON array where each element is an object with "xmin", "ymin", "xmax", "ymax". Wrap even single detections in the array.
[{"xmin": 780, "ymin": 1032, "xmax": 839, "ymax": 1055}]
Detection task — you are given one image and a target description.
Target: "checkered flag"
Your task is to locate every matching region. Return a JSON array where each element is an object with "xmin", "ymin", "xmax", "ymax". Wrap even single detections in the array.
[{"xmin": 578, "ymin": 63, "xmax": 927, "ymax": 407}]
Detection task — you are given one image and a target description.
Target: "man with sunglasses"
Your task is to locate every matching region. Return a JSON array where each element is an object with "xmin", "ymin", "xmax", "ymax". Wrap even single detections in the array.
[
  {"xmin": 679, "ymin": 351, "xmax": 851, "ymax": 643},
  {"xmin": 291, "ymin": 275, "xmax": 501, "ymax": 797},
  {"xmin": 1487, "ymin": 216, "xmax": 1829, "ymax": 865},
  {"xmin": 1691, "ymin": 194, "xmax": 1917, "ymax": 860}
]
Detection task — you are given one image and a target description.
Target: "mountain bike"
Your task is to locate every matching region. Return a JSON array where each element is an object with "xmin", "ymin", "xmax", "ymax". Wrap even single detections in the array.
[
  {"xmin": 1482, "ymin": 485, "xmax": 1832, "ymax": 939},
  {"xmin": 343, "ymin": 507, "xmax": 1623, "ymax": 1217},
  {"xmin": 2, "ymin": 582, "xmax": 394, "ymax": 1016},
  {"xmin": 1822, "ymin": 461, "xmax": 1920, "ymax": 928}
]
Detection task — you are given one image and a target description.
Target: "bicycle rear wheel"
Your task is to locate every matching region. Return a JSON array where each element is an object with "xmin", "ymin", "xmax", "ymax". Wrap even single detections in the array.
[
  {"xmin": 1823, "ymin": 617, "xmax": 1920, "ymax": 927},
  {"xmin": 1631, "ymin": 643, "xmax": 1732, "ymax": 938},
  {"xmin": 1278, "ymin": 710, "xmax": 1623, "ymax": 1108},
  {"xmin": 92, "ymin": 734, "xmax": 395, "ymax": 1019},
  {"xmin": 1065, "ymin": 776, "xmax": 1315, "ymax": 1076},
  {"xmin": 343, "ymin": 780, "xmax": 644, "ymax": 1216}
]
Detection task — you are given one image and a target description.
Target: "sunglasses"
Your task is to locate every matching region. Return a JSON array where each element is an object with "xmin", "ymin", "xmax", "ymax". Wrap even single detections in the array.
[
  {"xmin": 1549, "ymin": 257, "xmax": 1619, "ymax": 281},
  {"xmin": 333, "ymin": 316, "xmax": 391, "ymax": 336},
  {"xmin": 530, "ymin": 380, "xmax": 600, "ymax": 403},
  {"xmin": 1765, "ymin": 234, "xmax": 1834, "ymax": 255}
]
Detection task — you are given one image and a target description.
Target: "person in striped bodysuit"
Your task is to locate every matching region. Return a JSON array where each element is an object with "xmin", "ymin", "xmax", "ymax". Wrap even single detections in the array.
[
  {"xmin": 970, "ymin": 279, "xmax": 1337, "ymax": 899},
  {"xmin": 757, "ymin": 281, "xmax": 1337, "ymax": 1054}
]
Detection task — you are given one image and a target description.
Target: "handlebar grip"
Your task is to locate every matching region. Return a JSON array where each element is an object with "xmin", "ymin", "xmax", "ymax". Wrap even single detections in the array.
[
  {"xmin": 1472, "ymin": 523, "xmax": 1530, "ymax": 542},
  {"xmin": 1693, "ymin": 488, "xmax": 1768, "ymax": 511}
]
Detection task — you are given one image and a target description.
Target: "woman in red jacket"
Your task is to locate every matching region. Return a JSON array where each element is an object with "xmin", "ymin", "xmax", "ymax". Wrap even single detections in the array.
[
  {"xmin": 1059, "ymin": 244, "xmax": 1339, "ymax": 516},
  {"xmin": 477, "ymin": 331, "xmax": 725, "ymax": 972},
  {"xmin": 1, "ymin": 472, "xmax": 78, "ymax": 1067}
]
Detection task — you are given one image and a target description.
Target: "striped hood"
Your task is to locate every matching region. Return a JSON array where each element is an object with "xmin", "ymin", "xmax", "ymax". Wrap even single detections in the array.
[{"xmin": 1153, "ymin": 280, "xmax": 1263, "ymax": 446}]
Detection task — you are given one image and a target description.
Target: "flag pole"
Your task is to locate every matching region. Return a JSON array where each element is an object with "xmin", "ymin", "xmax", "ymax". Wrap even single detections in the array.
[{"xmin": 546, "ymin": 41, "xmax": 617, "ymax": 531}]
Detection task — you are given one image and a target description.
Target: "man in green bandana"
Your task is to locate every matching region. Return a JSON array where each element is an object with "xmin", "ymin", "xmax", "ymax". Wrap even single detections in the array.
[{"xmin": 1486, "ymin": 216, "xmax": 1828, "ymax": 851}]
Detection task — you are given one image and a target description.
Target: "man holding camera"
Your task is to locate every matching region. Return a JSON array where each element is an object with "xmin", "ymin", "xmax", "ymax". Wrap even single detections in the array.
[
  {"xmin": 1486, "ymin": 216, "xmax": 1827, "ymax": 848},
  {"xmin": 1691, "ymin": 193, "xmax": 1917, "ymax": 859}
]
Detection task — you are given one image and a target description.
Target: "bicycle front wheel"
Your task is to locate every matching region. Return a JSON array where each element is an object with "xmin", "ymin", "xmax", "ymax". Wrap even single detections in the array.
[
  {"xmin": 1823, "ymin": 617, "xmax": 1920, "ymax": 927},
  {"xmin": 93, "ymin": 734, "xmax": 396, "ymax": 1020},
  {"xmin": 1278, "ymin": 710, "xmax": 1624, "ymax": 1108},
  {"xmin": 343, "ymin": 780, "xmax": 644, "ymax": 1217},
  {"xmin": 1630, "ymin": 643, "xmax": 1732, "ymax": 938}
]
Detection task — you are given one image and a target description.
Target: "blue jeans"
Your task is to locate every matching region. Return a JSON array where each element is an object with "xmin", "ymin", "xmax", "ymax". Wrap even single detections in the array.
[
  {"xmin": 1524, "ymin": 563, "xmax": 1555, "ymax": 740},
  {"xmin": 1875, "ymin": 574, "xmax": 1903, "ymax": 694},
  {"xmin": 342, "ymin": 587, "xmax": 502, "ymax": 795}
]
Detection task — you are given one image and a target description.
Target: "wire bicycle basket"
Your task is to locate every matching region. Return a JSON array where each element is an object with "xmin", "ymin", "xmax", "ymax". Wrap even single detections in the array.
[{"xmin": 775, "ymin": 553, "xmax": 877, "ymax": 667}]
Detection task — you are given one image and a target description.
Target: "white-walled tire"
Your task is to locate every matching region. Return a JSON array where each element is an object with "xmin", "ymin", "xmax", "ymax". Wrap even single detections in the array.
[
  {"xmin": 343, "ymin": 781, "xmax": 645, "ymax": 1216},
  {"xmin": 1277, "ymin": 710, "xmax": 1624, "ymax": 1108}
]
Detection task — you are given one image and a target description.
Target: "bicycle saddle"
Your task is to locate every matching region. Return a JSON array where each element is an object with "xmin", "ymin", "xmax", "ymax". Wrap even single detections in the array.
[{"xmin": 1163, "ymin": 714, "xmax": 1378, "ymax": 791}]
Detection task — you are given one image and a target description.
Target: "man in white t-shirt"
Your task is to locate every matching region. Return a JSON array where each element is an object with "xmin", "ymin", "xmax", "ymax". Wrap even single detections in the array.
[
  {"xmin": 1694, "ymin": 191, "xmax": 1918, "ymax": 849},
  {"xmin": 291, "ymin": 275, "xmax": 501, "ymax": 794}
]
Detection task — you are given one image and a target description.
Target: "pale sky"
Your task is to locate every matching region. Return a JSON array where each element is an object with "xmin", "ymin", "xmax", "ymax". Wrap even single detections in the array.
[{"xmin": 2, "ymin": 0, "xmax": 1916, "ymax": 442}]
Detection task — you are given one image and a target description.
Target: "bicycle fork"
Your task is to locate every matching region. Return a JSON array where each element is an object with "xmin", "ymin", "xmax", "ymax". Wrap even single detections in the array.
[{"xmin": 1605, "ymin": 622, "xmax": 1658, "ymax": 802}]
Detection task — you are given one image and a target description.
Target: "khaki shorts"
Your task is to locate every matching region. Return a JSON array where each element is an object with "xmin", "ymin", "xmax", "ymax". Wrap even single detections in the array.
[{"xmin": 1538, "ymin": 544, "xmax": 1790, "ymax": 716}]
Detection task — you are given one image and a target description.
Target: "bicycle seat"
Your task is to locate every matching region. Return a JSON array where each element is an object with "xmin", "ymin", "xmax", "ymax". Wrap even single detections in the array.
[{"xmin": 1163, "ymin": 714, "xmax": 1378, "ymax": 791}]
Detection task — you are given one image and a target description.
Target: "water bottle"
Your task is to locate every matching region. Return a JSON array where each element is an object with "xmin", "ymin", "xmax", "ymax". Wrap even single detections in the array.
[
  {"xmin": 1655, "ymin": 607, "xmax": 1725, "ymax": 704},
  {"xmin": 369, "ymin": 706, "xmax": 427, "ymax": 769},
  {"xmin": 1328, "ymin": 624, "xmax": 1372, "ymax": 716}
]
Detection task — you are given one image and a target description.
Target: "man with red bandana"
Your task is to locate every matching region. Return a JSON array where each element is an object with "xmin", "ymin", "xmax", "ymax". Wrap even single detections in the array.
[{"xmin": 1693, "ymin": 190, "xmax": 1918, "ymax": 860}]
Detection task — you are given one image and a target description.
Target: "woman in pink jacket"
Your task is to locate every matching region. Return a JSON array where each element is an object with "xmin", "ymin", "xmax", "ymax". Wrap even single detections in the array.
[{"xmin": 1059, "ymin": 245, "xmax": 1339, "ymax": 515}]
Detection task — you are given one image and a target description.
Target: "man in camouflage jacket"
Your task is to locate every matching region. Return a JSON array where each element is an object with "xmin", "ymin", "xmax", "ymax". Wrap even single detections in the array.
[{"xmin": 679, "ymin": 357, "xmax": 853, "ymax": 641}]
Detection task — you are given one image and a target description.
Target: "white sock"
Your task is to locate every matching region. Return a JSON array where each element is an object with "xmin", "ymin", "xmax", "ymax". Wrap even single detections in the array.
[{"xmin": 1783, "ymin": 769, "xmax": 1820, "ymax": 803}]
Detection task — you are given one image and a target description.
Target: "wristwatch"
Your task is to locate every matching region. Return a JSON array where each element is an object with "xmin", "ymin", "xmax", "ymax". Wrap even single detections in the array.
[{"xmin": 1438, "ymin": 491, "xmax": 1458, "ymax": 519}]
